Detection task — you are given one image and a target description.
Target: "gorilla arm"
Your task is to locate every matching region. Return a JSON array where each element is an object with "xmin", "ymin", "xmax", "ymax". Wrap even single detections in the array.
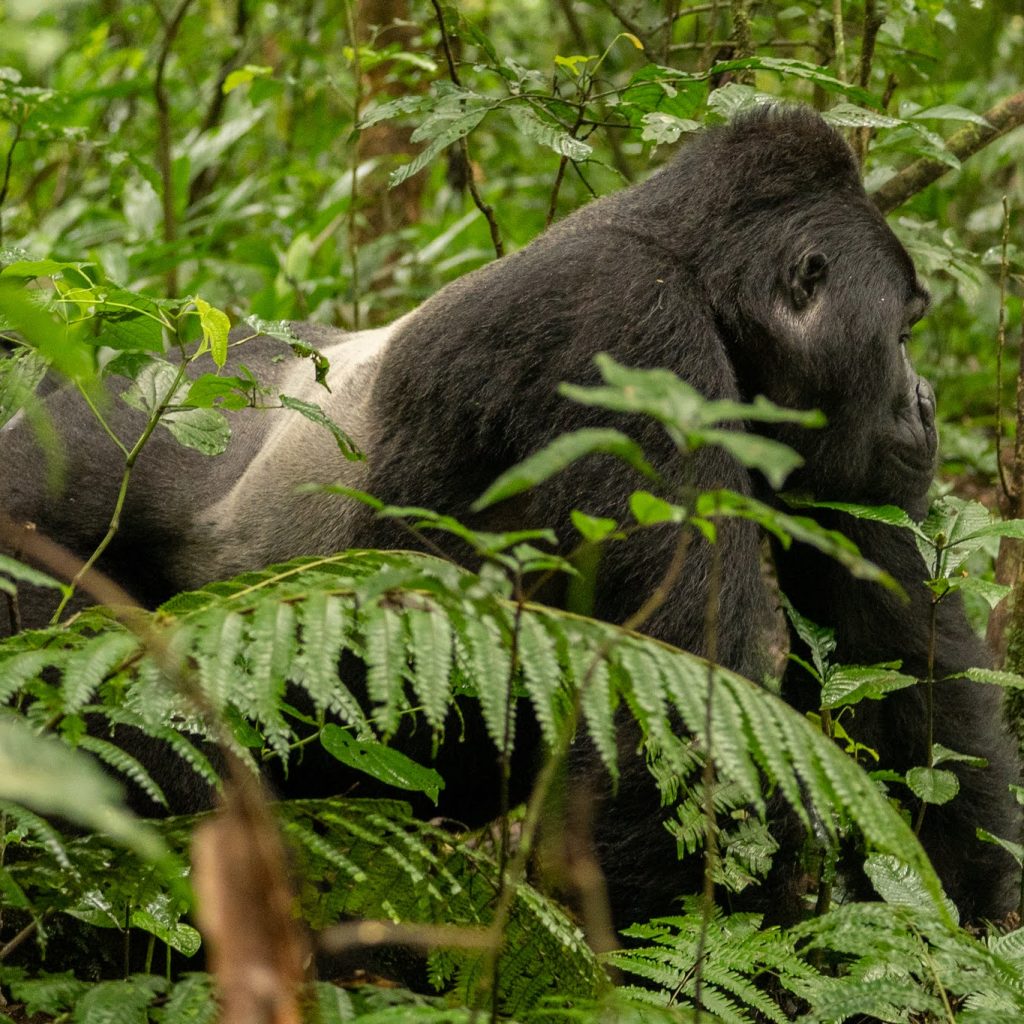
[{"xmin": 775, "ymin": 516, "xmax": 1020, "ymax": 920}]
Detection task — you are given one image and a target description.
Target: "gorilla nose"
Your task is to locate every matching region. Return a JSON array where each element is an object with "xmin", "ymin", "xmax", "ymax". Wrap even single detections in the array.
[{"xmin": 916, "ymin": 376, "xmax": 936, "ymax": 433}]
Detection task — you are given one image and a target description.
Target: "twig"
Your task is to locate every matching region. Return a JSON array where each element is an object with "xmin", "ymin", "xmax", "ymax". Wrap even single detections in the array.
[
  {"xmin": 692, "ymin": 543, "xmax": 722, "ymax": 1024},
  {"xmin": 872, "ymin": 90, "xmax": 1024, "ymax": 213},
  {"xmin": 853, "ymin": 0, "xmax": 884, "ymax": 164},
  {"xmin": 0, "ymin": 121, "xmax": 23, "ymax": 246},
  {"xmin": 430, "ymin": 0, "xmax": 503, "ymax": 257},
  {"xmin": 344, "ymin": 0, "xmax": 363, "ymax": 329},
  {"xmin": 187, "ymin": 0, "xmax": 250, "ymax": 209},
  {"xmin": 831, "ymin": 0, "xmax": 846, "ymax": 82},
  {"xmin": 729, "ymin": 0, "xmax": 755, "ymax": 80},
  {"xmin": 151, "ymin": 0, "xmax": 195, "ymax": 297},
  {"xmin": 996, "ymin": 198, "xmax": 1013, "ymax": 504}
]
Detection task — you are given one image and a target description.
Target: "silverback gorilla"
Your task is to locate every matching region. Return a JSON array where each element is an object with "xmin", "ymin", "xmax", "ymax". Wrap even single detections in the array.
[{"xmin": 1, "ymin": 105, "xmax": 1019, "ymax": 926}]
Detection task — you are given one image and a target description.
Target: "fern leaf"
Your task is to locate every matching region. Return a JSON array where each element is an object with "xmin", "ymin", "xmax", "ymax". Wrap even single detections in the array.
[
  {"xmin": 362, "ymin": 604, "xmax": 409, "ymax": 736},
  {"xmin": 77, "ymin": 735, "xmax": 168, "ymax": 810},
  {"xmin": 575, "ymin": 644, "xmax": 619, "ymax": 780},
  {"xmin": 0, "ymin": 798, "xmax": 72, "ymax": 868},
  {"xmin": 62, "ymin": 632, "xmax": 139, "ymax": 714},
  {"xmin": 407, "ymin": 605, "xmax": 454, "ymax": 732},
  {"xmin": 295, "ymin": 591, "xmax": 365, "ymax": 726},
  {"xmin": 458, "ymin": 610, "xmax": 513, "ymax": 751},
  {"xmin": 517, "ymin": 611, "xmax": 565, "ymax": 747}
]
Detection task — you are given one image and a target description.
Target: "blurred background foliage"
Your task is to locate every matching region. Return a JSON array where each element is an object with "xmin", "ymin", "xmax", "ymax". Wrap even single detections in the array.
[{"xmin": 0, "ymin": 1, "xmax": 1020, "ymax": 396}]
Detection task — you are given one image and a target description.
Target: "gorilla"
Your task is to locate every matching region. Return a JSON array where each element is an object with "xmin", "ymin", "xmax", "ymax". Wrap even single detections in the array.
[{"xmin": 0, "ymin": 105, "xmax": 1018, "ymax": 928}]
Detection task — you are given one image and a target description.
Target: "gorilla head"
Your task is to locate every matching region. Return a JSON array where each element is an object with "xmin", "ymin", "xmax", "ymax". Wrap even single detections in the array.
[{"xmin": 613, "ymin": 107, "xmax": 938, "ymax": 512}]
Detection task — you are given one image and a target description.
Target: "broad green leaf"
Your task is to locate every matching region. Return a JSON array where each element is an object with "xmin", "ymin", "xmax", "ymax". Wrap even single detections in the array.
[
  {"xmin": 906, "ymin": 766, "xmax": 959, "ymax": 806},
  {"xmin": 163, "ymin": 406, "xmax": 231, "ymax": 455},
  {"xmin": 391, "ymin": 101, "xmax": 490, "ymax": 188},
  {"xmin": 629, "ymin": 490, "xmax": 685, "ymax": 526},
  {"xmin": 508, "ymin": 105, "xmax": 592, "ymax": 161},
  {"xmin": 320, "ymin": 724, "xmax": 444, "ymax": 802},
  {"xmin": 931, "ymin": 743, "xmax": 987, "ymax": 769},
  {"xmin": 279, "ymin": 394, "xmax": 362, "ymax": 459},
  {"xmin": 823, "ymin": 103, "xmax": 903, "ymax": 128},
  {"xmin": 962, "ymin": 667, "xmax": 1024, "ymax": 689},
  {"xmin": 570, "ymin": 509, "xmax": 619, "ymax": 542},
  {"xmin": 864, "ymin": 853, "xmax": 958, "ymax": 921},
  {"xmin": 0, "ymin": 281, "xmax": 94, "ymax": 381},
  {"xmin": 194, "ymin": 296, "xmax": 230, "ymax": 367},
  {"xmin": 0, "ymin": 553, "xmax": 65, "ymax": 593},
  {"xmin": 909, "ymin": 104, "xmax": 991, "ymax": 126},
  {"xmin": 222, "ymin": 63, "xmax": 273, "ymax": 94},
  {"xmin": 978, "ymin": 829, "xmax": 1024, "ymax": 868},
  {"xmin": 640, "ymin": 111, "xmax": 700, "ymax": 144},
  {"xmin": 473, "ymin": 428, "xmax": 658, "ymax": 511},
  {"xmin": 821, "ymin": 664, "xmax": 916, "ymax": 709},
  {"xmin": 701, "ymin": 428, "xmax": 803, "ymax": 489}
]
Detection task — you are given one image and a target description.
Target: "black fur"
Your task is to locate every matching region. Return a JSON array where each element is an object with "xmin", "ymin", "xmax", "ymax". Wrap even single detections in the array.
[{"xmin": 0, "ymin": 106, "xmax": 1017, "ymax": 927}]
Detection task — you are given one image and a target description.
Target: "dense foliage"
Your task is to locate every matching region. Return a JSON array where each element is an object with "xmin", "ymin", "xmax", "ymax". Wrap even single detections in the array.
[{"xmin": 0, "ymin": 1, "xmax": 1023, "ymax": 1021}]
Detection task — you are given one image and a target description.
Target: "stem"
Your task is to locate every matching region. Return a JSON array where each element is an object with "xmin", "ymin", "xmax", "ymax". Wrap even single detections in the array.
[
  {"xmin": 913, "ymin": 593, "xmax": 940, "ymax": 836},
  {"xmin": 471, "ymin": 527, "xmax": 693, "ymax": 1005},
  {"xmin": 996, "ymin": 198, "xmax": 1013, "ymax": 504},
  {"xmin": 0, "ymin": 120, "xmax": 23, "ymax": 246},
  {"xmin": 49, "ymin": 355, "xmax": 193, "ymax": 623},
  {"xmin": 430, "ymin": 0, "xmax": 503, "ymax": 257},
  {"xmin": 488, "ymin": 585, "xmax": 524, "ymax": 1024},
  {"xmin": 344, "ymin": 0, "xmax": 363, "ymax": 330},
  {"xmin": 151, "ymin": 0, "xmax": 195, "ymax": 297},
  {"xmin": 831, "ymin": 0, "xmax": 846, "ymax": 82},
  {"xmin": 692, "ymin": 542, "xmax": 722, "ymax": 1024}
]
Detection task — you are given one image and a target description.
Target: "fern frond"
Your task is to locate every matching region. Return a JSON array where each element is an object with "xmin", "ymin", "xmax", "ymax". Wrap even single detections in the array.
[{"xmin": 76, "ymin": 735, "xmax": 168, "ymax": 810}]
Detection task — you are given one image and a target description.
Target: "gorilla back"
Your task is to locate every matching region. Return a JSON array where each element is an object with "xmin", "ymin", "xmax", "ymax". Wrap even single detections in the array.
[{"xmin": 0, "ymin": 105, "xmax": 1018, "ymax": 925}]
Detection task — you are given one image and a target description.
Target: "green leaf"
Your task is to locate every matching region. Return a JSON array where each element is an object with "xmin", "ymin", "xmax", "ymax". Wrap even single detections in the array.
[
  {"xmin": 823, "ymin": 102, "xmax": 903, "ymax": 128},
  {"xmin": 906, "ymin": 766, "xmax": 959, "ymax": 805},
  {"xmin": 391, "ymin": 100, "xmax": 490, "ymax": 188},
  {"xmin": 629, "ymin": 490, "xmax": 685, "ymax": 526},
  {"xmin": 508, "ymin": 105, "xmax": 592, "ymax": 160},
  {"xmin": 0, "ymin": 553, "xmax": 65, "ymax": 593},
  {"xmin": 194, "ymin": 296, "xmax": 230, "ymax": 367},
  {"xmin": 909, "ymin": 103, "xmax": 991, "ymax": 126},
  {"xmin": 163, "ymin": 406, "xmax": 231, "ymax": 455},
  {"xmin": 821, "ymin": 664, "xmax": 916, "ymax": 709},
  {"xmin": 0, "ymin": 718, "xmax": 167, "ymax": 864},
  {"xmin": 640, "ymin": 111, "xmax": 700, "ymax": 144},
  {"xmin": 473, "ymin": 428, "xmax": 658, "ymax": 511},
  {"xmin": 864, "ymin": 853, "xmax": 958, "ymax": 921},
  {"xmin": 962, "ymin": 667, "xmax": 1024, "ymax": 689},
  {"xmin": 701, "ymin": 428, "xmax": 803, "ymax": 489},
  {"xmin": 320, "ymin": 724, "xmax": 444, "ymax": 802},
  {"xmin": 977, "ymin": 828, "xmax": 1024, "ymax": 868},
  {"xmin": 570, "ymin": 509, "xmax": 619, "ymax": 542},
  {"xmin": 222, "ymin": 63, "xmax": 273, "ymax": 94},
  {"xmin": 931, "ymin": 743, "xmax": 987, "ymax": 769},
  {"xmin": 279, "ymin": 394, "xmax": 362, "ymax": 459}
]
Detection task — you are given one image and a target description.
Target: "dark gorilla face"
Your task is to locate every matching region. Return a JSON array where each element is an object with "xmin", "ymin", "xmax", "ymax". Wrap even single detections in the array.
[{"xmin": 723, "ymin": 190, "xmax": 937, "ymax": 513}]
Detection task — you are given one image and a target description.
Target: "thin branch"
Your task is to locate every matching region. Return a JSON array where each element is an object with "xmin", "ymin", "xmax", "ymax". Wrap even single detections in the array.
[
  {"xmin": 853, "ymin": 0, "xmax": 884, "ymax": 164},
  {"xmin": 151, "ymin": 0, "xmax": 195, "ymax": 297},
  {"xmin": 729, "ymin": 0, "xmax": 755, "ymax": 80},
  {"xmin": 344, "ymin": 0, "xmax": 363, "ymax": 329},
  {"xmin": 872, "ymin": 90, "xmax": 1024, "ymax": 213},
  {"xmin": 430, "ymin": 0, "xmax": 503, "ymax": 257},
  {"xmin": 996, "ymin": 198, "xmax": 1013, "ymax": 504},
  {"xmin": 831, "ymin": 0, "xmax": 846, "ymax": 82},
  {"xmin": 0, "ymin": 121, "xmax": 23, "ymax": 246}
]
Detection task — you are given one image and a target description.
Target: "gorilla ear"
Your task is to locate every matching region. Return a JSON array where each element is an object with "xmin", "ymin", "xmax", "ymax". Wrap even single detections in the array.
[{"xmin": 789, "ymin": 252, "xmax": 828, "ymax": 310}]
